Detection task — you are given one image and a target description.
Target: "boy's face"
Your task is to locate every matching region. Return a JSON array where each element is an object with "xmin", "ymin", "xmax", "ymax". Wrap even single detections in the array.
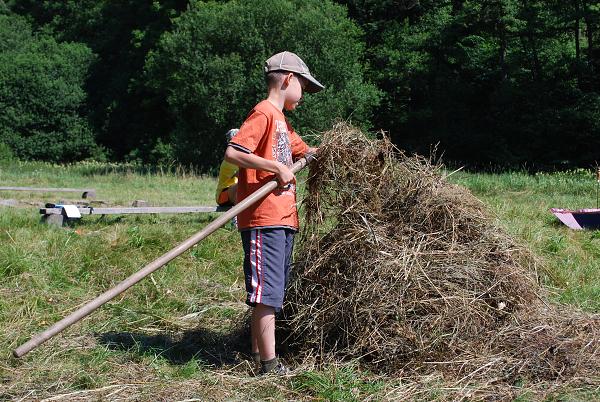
[{"xmin": 283, "ymin": 73, "xmax": 307, "ymax": 111}]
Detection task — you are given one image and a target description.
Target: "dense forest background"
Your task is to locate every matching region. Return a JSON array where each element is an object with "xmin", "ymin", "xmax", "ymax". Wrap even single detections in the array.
[{"xmin": 1, "ymin": 0, "xmax": 600, "ymax": 171}]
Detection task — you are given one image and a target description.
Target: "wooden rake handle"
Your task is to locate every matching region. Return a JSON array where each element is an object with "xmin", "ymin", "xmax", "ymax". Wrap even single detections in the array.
[{"xmin": 13, "ymin": 154, "xmax": 314, "ymax": 358}]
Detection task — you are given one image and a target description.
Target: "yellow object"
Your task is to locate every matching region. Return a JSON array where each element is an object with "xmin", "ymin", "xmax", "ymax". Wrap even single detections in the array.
[{"xmin": 215, "ymin": 159, "xmax": 238, "ymax": 203}]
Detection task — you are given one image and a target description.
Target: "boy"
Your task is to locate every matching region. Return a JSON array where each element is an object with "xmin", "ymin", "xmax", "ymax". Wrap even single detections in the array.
[
  {"xmin": 215, "ymin": 129, "xmax": 239, "ymax": 206},
  {"xmin": 224, "ymin": 51, "xmax": 323, "ymax": 374}
]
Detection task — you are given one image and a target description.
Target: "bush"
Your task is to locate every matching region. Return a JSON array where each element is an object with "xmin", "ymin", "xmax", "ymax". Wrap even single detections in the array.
[
  {"xmin": 126, "ymin": 139, "xmax": 175, "ymax": 167},
  {"xmin": 0, "ymin": 142, "xmax": 14, "ymax": 162},
  {"xmin": 145, "ymin": 0, "xmax": 381, "ymax": 170},
  {"xmin": 0, "ymin": 14, "xmax": 97, "ymax": 162}
]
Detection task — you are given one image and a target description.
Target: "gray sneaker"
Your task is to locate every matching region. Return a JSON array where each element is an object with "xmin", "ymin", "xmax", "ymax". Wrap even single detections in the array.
[{"xmin": 260, "ymin": 358, "xmax": 291, "ymax": 375}]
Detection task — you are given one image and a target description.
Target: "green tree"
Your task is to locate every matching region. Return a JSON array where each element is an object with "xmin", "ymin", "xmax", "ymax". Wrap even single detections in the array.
[
  {"xmin": 339, "ymin": 0, "xmax": 600, "ymax": 169},
  {"xmin": 0, "ymin": 14, "xmax": 97, "ymax": 162},
  {"xmin": 8, "ymin": 0, "xmax": 189, "ymax": 160},
  {"xmin": 146, "ymin": 0, "xmax": 381, "ymax": 169}
]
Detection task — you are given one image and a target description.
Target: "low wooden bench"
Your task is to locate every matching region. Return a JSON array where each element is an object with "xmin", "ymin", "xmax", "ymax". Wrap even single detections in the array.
[
  {"xmin": 40, "ymin": 205, "xmax": 231, "ymax": 226},
  {"xmin": 0, "ymin": 186, "xmax": 96, "ymax": 199}
]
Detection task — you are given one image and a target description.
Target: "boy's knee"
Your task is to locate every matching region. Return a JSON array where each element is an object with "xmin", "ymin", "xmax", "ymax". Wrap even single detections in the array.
[{"xmin": 254, "ymin": 303, "xmax": 275, "ymax": 315}]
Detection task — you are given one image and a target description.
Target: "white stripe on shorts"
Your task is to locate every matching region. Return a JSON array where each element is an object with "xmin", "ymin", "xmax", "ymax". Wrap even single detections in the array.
[
  {"xmin": 256, "ymin": 230, "xmax": 263, "ymax": 303},
  {"xmin": 249, "ymin": 230, "xmax": 258, "ymax": 303}
]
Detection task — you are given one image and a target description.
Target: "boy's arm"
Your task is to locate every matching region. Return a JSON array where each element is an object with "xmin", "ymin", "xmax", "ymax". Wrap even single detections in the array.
[{"xmin": 224, "ymin": 146, "xmax": 295, "ymax": 186}]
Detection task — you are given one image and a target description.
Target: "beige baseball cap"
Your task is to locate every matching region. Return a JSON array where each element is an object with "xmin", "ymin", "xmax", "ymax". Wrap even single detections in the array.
[{"xmin": 264, "ymin": 51, "xmax": 324, "ymax": 93}]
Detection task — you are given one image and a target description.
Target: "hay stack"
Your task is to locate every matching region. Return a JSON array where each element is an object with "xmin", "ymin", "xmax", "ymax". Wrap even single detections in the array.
[{"xmin": 283, "ymin": 123, "xmax": 598, "ymax": 394}]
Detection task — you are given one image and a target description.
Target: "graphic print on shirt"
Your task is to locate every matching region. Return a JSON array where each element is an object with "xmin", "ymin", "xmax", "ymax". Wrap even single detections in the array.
[
  {"xmin": 272, "ymin": 119, "xmax": 295, "ymax": 196},
  {"xmin": 273, "ymin": 120, "xmax": 293, "ymax": 167}
]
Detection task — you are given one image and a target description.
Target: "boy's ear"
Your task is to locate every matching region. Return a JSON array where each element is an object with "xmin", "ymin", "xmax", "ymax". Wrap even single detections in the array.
[{"xmin": 282, "ymin": 72, "xmax": 294, "ymax": 88}]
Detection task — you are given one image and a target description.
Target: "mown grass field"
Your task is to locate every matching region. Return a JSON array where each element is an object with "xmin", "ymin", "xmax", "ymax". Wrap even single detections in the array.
[{"xmin": 0, "ymin": 160, "xmax": 598, "ymax": 401}]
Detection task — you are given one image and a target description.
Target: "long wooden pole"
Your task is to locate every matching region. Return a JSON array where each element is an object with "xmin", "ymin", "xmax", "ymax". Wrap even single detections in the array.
[{"xmin": 13, "ymin": 155, "xmax": 314, "ymax": 358}]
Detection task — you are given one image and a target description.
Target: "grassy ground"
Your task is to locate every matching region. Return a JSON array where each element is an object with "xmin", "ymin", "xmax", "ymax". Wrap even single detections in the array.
[{"xmin": 0, "ymin": 160, "xmax": 598, "ymax": 401}]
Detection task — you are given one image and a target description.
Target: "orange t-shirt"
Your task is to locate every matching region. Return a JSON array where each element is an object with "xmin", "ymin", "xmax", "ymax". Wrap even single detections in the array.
[{"xmin": 229, "ymin": 100, "xmax": 309, "ymax": 230}]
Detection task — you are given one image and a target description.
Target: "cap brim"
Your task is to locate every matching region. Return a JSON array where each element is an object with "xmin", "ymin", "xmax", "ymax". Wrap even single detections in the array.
[{"xmin": 300, "ymin": 73, "xmax": 324, "ymax": 93}]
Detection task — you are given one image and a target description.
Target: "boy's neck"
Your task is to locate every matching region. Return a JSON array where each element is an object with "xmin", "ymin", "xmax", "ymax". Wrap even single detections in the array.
[{"xmin": 266, "ymin": 89, "xmax": 285, "ymax": 112}]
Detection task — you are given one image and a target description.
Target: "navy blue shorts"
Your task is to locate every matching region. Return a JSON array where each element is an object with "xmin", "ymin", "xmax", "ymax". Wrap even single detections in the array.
[{"xmin": 241, "ymin": 228, "xmax": 295, "ymax": 310}]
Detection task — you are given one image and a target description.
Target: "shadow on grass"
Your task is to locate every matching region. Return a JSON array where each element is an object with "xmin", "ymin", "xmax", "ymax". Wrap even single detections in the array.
[{"xmin": 97, "ymin": 325, "xmax": 250, "ymax": 367}]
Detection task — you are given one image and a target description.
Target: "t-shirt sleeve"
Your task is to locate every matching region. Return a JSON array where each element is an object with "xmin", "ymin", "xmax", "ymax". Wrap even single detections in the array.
[
  {"xmin": 287, "ymin": 121, "xmax": 309, "ymax": 159},
  {"xmin": 229, "ymin": 111, "xmax": 268, "ymax": 154}
]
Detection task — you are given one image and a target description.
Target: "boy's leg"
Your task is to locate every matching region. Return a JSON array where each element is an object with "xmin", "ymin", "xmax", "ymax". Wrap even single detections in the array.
[
  {"xmin": 251, "ymin": 315, "xmax": 259, "ymax": 355},
  {"xmin": 242, "ymin": 228, "xmax": 290, "ymax": 372},
  {"xmin": 251, "ymin": 303, "xmax": 276, "ymax": 361},
  {"xmin": 251, "ymin": 313, "xmax": 260, "ymax": 368}
]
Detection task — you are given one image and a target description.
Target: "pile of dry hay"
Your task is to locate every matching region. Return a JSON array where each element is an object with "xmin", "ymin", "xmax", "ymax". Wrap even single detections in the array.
[{"xmin": 283, "ymin": 123, "xmax": 598, "ymax": 396}]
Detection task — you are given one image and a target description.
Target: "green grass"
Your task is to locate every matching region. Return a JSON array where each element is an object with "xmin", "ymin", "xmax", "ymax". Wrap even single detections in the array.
[
  {"xmin": 291, "ymin": 364, "xmax": 385, "ymax": 401},
  {"xmin": 451, "ymin": 169, "xmax": 600, "ymax": 311},
  {"xmin": 0, "ymin": 161, "xmax": 598, "ymax": 400}
]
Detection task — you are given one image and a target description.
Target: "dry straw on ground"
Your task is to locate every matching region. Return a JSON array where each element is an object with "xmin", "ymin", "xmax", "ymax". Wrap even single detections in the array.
[{"xmin": 283, "ymin": 123, "xmax": 599, "ymax": 398}]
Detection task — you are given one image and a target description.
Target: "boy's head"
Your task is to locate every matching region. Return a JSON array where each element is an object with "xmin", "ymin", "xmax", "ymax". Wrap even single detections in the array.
[{"xmin": 264, "ymin": 51, "xmax": 324, "ymax": 96}]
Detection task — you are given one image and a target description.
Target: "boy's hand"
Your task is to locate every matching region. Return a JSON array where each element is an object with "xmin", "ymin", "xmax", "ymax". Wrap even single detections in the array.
[{"xmin": 275, "ymin": 163, "xmax": 295, "ymax": 186}]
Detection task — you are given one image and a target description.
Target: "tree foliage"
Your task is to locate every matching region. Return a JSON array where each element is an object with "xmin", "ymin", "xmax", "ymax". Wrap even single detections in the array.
[
  {"xmin": 0, "ymin": 13, "xmax": 96, "ymax": 162},
  {"xmin": 4, "ymin": 0, "xmax": 600, "ymax": 169},
  {"xmin": 145, "ymin": 0, "xmax": 380, "ymax": 169},
  {"xmin": 340, "ymin": 0, "xmax": 600, "ymax": 168},
  {"xmin": 7, "ymin": 0, "xmax": 189, "ymax": 160}
]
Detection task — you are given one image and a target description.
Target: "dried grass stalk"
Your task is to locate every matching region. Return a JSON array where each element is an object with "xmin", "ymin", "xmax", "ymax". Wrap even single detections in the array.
[{"xmin": 283, "ymin": 123, "xmax": 599, "ymax": 395}]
